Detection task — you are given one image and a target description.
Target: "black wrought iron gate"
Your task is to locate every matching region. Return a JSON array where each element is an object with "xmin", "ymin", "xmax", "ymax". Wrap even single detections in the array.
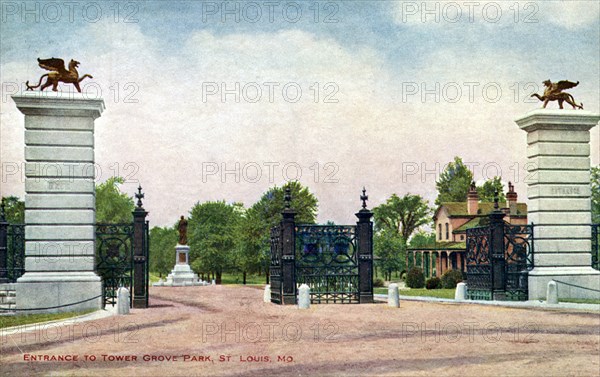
[
  {"xmin": 296, "ymin": 225, "xmax": 359, "ymax": 303},
  {"xmin": 96, "ymin": 223, "xmax": 135, "ymax": 307},
  {"xmin": 466, "ymin": 220, "xmax": 533, "ymax": 301},
  {"xmin": 269, "ymin": 187, "xmax": 373, "ymax": 305}
]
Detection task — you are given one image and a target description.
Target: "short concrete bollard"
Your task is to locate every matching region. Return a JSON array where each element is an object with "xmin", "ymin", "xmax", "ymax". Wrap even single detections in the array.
[
  {"xmin": 546, "ymin": 280, "xmax": 559, "ymax": 305},
  {"xmin": 388, "ymin": 283, "xmax": 399, "ymax": 308},
  {"xmin": 117, "ymin": 287, "xmax": 130, "ymax": 315},
  {"xmin": 455, "ymin": 282, "xmax": 467, "ymax": 300},
  {"xmin": 211, "ymin": 279, "xmax": 216, "ymax": 285},
  {"xmin": 264, "ymin": 285, "xmax": 271, "ymax": 303},
  {"xmin": 298, "ymin": 284, "xmax": 310, "ymax": 309}
]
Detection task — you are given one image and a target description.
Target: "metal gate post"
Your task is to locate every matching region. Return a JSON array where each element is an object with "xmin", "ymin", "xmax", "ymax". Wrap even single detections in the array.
[
  {"xmin": 281, "ymin": 187, "xmax": 297, "ymax": 305},
  {"xmin": 489, "ymin": 194, "xmax": 507, "ymax": 301},
  {"xmin": 356, "ymin": 188, "xmax": 374, "ymax": 303},
  {"xmin": 132, "ymin": 185, "xmax": 149, "ymax": 308}
]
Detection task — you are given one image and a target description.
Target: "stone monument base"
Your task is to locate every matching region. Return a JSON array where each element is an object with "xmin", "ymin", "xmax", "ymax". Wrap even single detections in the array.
[
  {"xmin": 528, "ymin": 267, "xmax": 600, "ymax": 300},
  {"xmin": 16, "ymin": 272, "xmax": 102, "ymax": 314},
  {"xmin": 153, "ymin": 245, "xmax": 208, "ymax": 287}
]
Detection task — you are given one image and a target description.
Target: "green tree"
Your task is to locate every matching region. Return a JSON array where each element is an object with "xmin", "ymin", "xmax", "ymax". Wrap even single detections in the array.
[
  {"xmin": 592, "ymin": 165, "xmax": 600, "ymax": 224},
  {"xmin": 0, "ymin": 196, "xmax": 24, "ymax": 223},
  {"xmin": 234, "ymin": 206, "xmax": 266, "ymax": 284},
  {"xmin": 188, "ymin": 201, "xmax": 243, "ymax": 284},
  {"xmin": 373, "ymin": 193, "xmax": 432, "ymax": 244},
  {"xmin": 374, "ymin": 229, "xmax": 405, "ymax": 281},
  {"xmin": 95, "ymin": 177, "xmax": 135, "ymax": 223},
  {"xmin": 435, "ymin": 157, "xmax": 474, "ymax": 205},
  {"xmin": 236, "ymin": 181, "xmax": 319, "ymax": 283},
  {"xmin": 477, "ymin": 177, "xmax": 506, "ymax": 202},
  {"xmin": 149, "ymin": 225, "xmax": 178, "ymax": 277},
  {"xmin": 409, "ymin": 230, "xmax": 436, "ymax": 249}
]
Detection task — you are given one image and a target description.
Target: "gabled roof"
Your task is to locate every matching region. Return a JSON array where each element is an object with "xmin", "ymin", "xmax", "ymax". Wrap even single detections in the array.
[{"xmin": 435, "ymin": 202, "xmax": 527, "ymax": 218}]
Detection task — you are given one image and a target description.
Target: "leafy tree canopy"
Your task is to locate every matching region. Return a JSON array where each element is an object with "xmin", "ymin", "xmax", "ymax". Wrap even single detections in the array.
[
  {"xmin": 435, "ymin": 157, "xmax": 474, "ymax": 205},
  {"xmin": 1, "ymin": 196, "xmax": 24, "ymax": 223},
  {"xmin": 373, "ymin": 193, "xmax": 431, "ymax": 243},
  {"xmin": 95, "ymin": 177, "xmax": 135, "ymax": 223}
]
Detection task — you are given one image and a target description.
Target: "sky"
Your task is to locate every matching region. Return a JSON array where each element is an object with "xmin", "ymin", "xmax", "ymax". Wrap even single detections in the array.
[{"xmin": 0, "ymin": 0, "xmax": 599, "ymax": 227}]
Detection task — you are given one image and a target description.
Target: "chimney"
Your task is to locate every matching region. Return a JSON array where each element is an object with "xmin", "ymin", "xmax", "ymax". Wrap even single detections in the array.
[
  {"xmin": 507, "ymin": 181, "xmax": 518, "ymax": 216},
  {"xmin": 467, "ymin": 181, "xmax": 479, "ymax": 215}
]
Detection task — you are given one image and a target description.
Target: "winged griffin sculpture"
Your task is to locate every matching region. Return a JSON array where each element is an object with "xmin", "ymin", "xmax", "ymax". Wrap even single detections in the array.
[
  {"xmin": 26, "ymin": 58, "xmax": 93, "ymax": 93},
  {"xmin": 531, "ymin": 80, "xmax": 583, "ymax": 110}
]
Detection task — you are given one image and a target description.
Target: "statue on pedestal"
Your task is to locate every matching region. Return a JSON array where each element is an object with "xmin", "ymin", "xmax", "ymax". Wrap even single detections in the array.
[
  {"xmin": 25, "ymin": 58, "xmax": 93, "ymax": 93},
  {"xmin": 531, "ymin": 80, "xmax": 584, "ymax": 110},
  {"xmin": 178, "ymin": 215, "xmax": 188, "ymax": 245}
]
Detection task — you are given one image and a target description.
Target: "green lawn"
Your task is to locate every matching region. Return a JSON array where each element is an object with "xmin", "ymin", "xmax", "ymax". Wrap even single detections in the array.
[
  {"xmin": 560, "ymin": 298, "xmax": 600, "ymax": 305},
  {"xmin": 375, "ymin": 287, "xmax": 455, "ymax": 299},
  {"xmin": 150, "ymin": 272, "xmax": 267, "ymax": 285},
  {"xmin": 0, "ymin": 309, "xmax": 97, "ymax": 329}
]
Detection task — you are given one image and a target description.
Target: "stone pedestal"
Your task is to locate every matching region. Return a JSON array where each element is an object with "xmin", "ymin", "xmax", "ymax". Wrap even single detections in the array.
[
  {"xmin": 12, "ymin": 91, "xmax": 104, "ymax": 313},
  {"xmin": 154, "ymin": 244, "xmax": 205, "ymax": 286},
  {"xmin": 515, "ymin": 109, "xmax": 600, "ymax": 300}
]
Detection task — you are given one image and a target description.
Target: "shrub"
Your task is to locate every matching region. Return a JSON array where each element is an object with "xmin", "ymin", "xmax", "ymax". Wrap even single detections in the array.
[
  {"xmin": 373, "ymin": 278, "xmax": 385, "ymax": 288},
  {"xmin": 425, "ymin": 277, "xmax": 441, "ymax": 290},
  {"xmin": 441, "ymin": 269, "xmax": 464, "ymax": 289},
  {"xmin": 406, "ymin": 267, "xmax": 425, "ymax": 288}
]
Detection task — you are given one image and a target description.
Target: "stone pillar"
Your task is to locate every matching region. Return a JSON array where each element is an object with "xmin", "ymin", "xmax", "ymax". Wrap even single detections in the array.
[
  {"xmin": 13, "ymin": 91, "xmax": 104, "ymax": 313},
  {"xmin": 515, "ymin": 109, "xmax": 600, "ymax": 300},
  {"xmin": 388, "ymin": 283, "xmax": 399, "ymax": 307}
]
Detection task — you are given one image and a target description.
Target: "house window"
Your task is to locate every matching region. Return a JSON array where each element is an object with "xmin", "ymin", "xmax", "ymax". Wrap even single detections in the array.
[
  {"xmin": 438, "ymin": 223, "xmax": 442, "ymax": 240},
  {"xmin": 461, "ymin": 235, "xmax": 464, "ymax": 241},
  {"xmin": 445, "ymin": 223, "xmax": 449, "ymax": 240}
]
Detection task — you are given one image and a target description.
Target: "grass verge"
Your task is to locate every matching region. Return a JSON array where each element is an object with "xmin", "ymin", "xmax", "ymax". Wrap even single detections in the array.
[
  {"xmin": 0, "ymin": 309, "xmax": 97, "ymax": 329},
  {"xmin": 375, "ymin": 287, "xmax": 455, "ymax": 299}
]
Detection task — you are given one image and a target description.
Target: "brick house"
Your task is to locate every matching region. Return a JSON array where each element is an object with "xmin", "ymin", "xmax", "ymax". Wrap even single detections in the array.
[{"xmin": 408, "ymin": 182, "xmax": 527, "ymax": 278}]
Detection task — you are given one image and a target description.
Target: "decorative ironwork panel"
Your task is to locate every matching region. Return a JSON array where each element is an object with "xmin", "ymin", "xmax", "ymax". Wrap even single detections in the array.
[
  {"xmin": 6, "ymin": 224, "xmax": 25, "ymax": 282},
  {"xmin": 96, "ymin": 223, "xmax": 134, "ymax": 307},
  {"xmin": 592, "ymin": 224, "xmax": 599, "ymax": 271},
  {"xmin": 269, "ymin": 225, "xmax": 282, "ymax": 304},
  {"xmin": 466, "ymin": 226, "xmax": 492, "ymax": 300},
  {"xmin": 295, "ymin": 225, "xmax": 359, "ymax": 304},
  {"xmin": 504, "ymin": 224, "xmax": 534, "ymax": 301}
]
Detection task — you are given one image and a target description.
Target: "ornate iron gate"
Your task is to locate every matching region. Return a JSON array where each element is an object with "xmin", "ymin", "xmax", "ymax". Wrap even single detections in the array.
[
  {"xmin": 296, "ymin": 225, "xmax": 359, "ymax": 304},
  {"xmin": 96, "ymin": 223, "xmax": 134, "ymax": 307},
  {"xmin": 465, "ymin": 225, "xmax": 492, "ymax": 300},
  {"xmin": 0, "ymin": 224, "xmax": 25, "ymax": 283},
  {"xmin": 269, "ymin": 187, "xmax": 373, "ymax": 305},
  {"xmin": 504, "ymin": 224, "xmax": 534, "ymax": 301},
  {"xmin": 466, "ymin": 222, "xmax": 533, "ymax": 301},
  {"xmin": 269, "ymin": 225, "xmax": 283, "ymax": 304}
]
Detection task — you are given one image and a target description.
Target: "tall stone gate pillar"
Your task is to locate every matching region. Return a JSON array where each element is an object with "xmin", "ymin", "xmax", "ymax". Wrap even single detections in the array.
[
  {"xmin": 515, "ymin": 109, "xmax": 600, "ymax": 300},
  {"xmin": 13, "ymin": 91, "xmax": 104, "ymax": 313}
]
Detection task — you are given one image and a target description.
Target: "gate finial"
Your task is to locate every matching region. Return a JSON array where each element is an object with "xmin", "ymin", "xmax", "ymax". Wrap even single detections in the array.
[
  {"xmin": 135, "ymin": 185, "xmax": 145, "ymax": 208},
  {"xmin": 493, "ymin": 189, "xmax": 499, "ymax": 210},
  {"xmin": 284, "ymin": 186, "xmax": 292, "ymax": 209},
  {"xmin": 360, "ymin": 187, "xmax": 368, "ymax": 209}
]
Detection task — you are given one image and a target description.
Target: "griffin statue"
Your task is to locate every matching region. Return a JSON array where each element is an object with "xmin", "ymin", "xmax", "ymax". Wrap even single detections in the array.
[
  {"xmin": 531, "ymin": 80, "xmax": 583, "ymax": 110},
  {"xmin": 26, "ymin": 58, "xmax": 93, "ymax": 93}
]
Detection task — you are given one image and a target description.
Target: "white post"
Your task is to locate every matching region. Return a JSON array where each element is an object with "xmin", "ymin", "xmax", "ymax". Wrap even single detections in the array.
[
  {"xmin": 298, "ymin": 284, "xmax": 310, "ymax": 309},
  {"xmin": 546, "ymin": 280, "xmax": 559, "ymax": 305},
  {"xmin": 455, "ymin": 282, "xmax": 467, "ymax": 300},
  {"xmin": 117, "ymin": 287, "xmax": 130, "ymax": 315},
  {"xmin": 264, "ymin": 284, "xmax": 271, "ymax": 303},
  {"xmin": 388, "ymin": 283, "xmax": 399, "ymax": 307}
]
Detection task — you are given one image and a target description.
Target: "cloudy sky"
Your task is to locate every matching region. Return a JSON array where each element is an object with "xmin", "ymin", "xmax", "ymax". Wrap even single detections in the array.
[{"xmin": 1, "ymin": 0, "xmax": 599, "ymax": 227}]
